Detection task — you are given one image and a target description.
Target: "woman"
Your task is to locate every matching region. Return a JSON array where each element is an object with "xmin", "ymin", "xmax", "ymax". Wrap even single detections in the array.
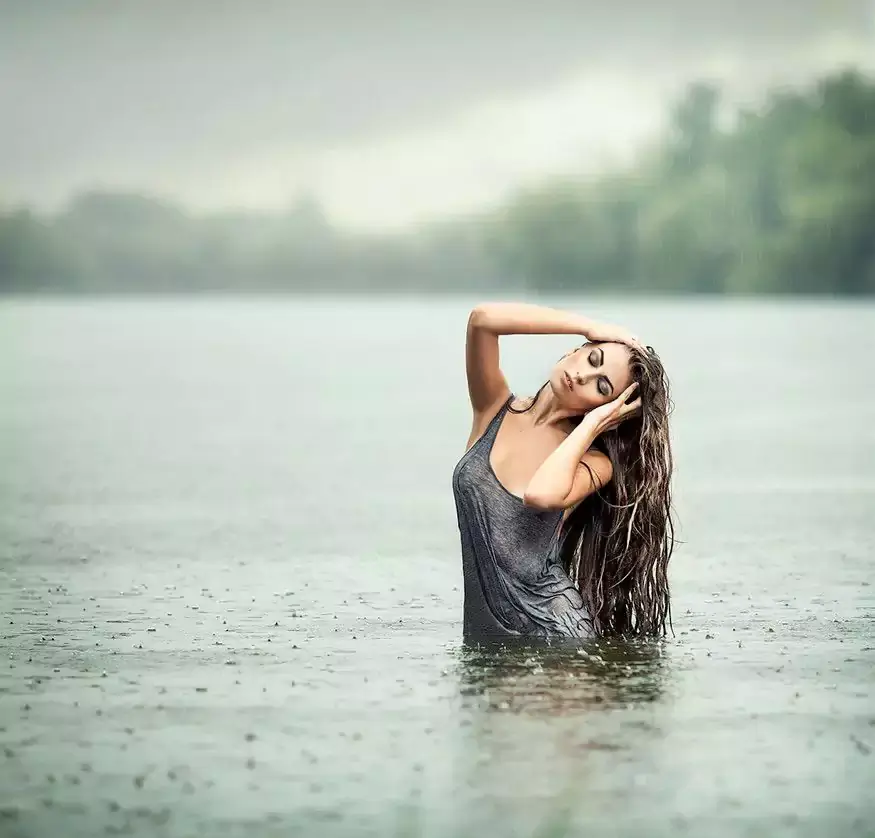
[{"xmin": 452, "ymin": 302, "xmax": 674, "ymax": 643}]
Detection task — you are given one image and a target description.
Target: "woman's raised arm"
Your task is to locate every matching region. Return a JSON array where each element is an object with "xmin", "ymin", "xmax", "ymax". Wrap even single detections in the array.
[{"xmin": 465, "ymin": 302, "xmax": 643, "ymax": 415}]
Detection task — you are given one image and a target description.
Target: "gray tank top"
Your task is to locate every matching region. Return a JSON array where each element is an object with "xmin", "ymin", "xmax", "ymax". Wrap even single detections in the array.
[{"xmin": 452, "ymin": 393, "xmax": 594, "ymax": 642}]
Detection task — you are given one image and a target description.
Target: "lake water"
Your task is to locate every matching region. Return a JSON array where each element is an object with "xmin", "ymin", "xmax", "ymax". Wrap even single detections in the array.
[{"xmin": 0, "ymin": 296, "xmax": 873, "ymax": 837}]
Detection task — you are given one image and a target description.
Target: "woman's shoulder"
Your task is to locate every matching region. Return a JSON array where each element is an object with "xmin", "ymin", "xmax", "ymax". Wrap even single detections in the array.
[{"xmin": 464, "ymin": 390, "xmax": 513, "ymax": 453}]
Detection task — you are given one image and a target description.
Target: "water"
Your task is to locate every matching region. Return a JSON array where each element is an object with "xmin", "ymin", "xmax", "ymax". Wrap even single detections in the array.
[{"xmin": 0, "ymin": 295, "xmax": 873, "ymax": 837}]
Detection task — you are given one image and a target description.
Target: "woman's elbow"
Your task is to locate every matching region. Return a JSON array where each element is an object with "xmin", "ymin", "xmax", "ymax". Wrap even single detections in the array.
[{"xmin": 468, "ymin": 303, "xmax": 502, "ymax": 329}]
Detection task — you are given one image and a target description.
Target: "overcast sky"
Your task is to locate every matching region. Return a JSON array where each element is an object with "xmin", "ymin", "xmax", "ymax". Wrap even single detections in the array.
[{"xmin": 2, "ymin": 0, "xmax": 874, "ymax": 230}]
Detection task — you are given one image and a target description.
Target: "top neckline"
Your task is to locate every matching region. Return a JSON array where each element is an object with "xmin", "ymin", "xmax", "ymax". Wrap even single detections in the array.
[
  {"xmin": 467, "ymin": 393, "xmax": 564, "ymax": 525},
  {"xmin": 485, "ymin": 394, "xmax": 530, "ymax": 504}
]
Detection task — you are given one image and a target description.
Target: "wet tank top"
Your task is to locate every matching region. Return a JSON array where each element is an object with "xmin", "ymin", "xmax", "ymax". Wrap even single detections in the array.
[{"xmin": 451, "ymin": 393, "xmax": 594, "ymax": 642}]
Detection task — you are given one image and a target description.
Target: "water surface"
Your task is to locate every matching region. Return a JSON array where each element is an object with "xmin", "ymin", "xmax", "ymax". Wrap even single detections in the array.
[{"xmin": 0, "ymin": 296, "xmax": 873, "ymax": 837}]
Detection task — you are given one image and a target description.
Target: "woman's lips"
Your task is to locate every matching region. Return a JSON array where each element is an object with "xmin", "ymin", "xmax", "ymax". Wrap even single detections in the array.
[{"xmin": 564, "ymin": 371, "xmax": 573, "ymax": 391}]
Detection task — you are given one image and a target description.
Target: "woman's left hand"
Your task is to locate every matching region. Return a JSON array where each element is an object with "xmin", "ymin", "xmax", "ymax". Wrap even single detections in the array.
[{"xmin": 586, "ymin": 383, "xmax": 642, "ymax": 435}]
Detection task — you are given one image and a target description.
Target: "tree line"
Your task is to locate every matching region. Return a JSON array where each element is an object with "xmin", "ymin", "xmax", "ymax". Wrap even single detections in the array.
[{"xmin": 2, "ymin": 69, "xmax": 873, "ymax": 295}]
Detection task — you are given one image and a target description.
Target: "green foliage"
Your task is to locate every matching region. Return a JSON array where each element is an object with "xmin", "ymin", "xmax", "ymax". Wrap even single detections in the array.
[
  {"xmin": 493, "ymin": 69, "xmax": 875, "ymax": 295},
  {"xmin": 1, "ymin": 70, "xmax": 873, "ymax": 294}
]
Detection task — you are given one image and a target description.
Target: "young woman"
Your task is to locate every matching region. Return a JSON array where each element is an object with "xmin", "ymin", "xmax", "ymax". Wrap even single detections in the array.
[{"xmin": 452, "ymin": 302, "xmax": 674, "ymax": 642}]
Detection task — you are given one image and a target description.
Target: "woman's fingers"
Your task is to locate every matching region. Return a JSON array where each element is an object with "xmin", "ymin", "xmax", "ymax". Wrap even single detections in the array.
[{"xmin": 619, "ymin": 382, "xmax": 639, "ymax": 404}]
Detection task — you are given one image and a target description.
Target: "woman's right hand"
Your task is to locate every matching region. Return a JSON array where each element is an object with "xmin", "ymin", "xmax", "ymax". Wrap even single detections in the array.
[
  {"xmin": 585, "ymin": 383, "xmax": 642, "ymax": 435},
  {"xmin": 583, "ymin": 321, "xmax": 646, "ymax": 353}
]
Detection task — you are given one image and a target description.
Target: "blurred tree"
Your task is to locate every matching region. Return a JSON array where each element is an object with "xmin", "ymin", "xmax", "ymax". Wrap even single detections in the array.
[
  {"xmin": 0, "ymin": 209, "xmax": 70, "ymax": 291},
  {"xmin": 0, "ymin": 70, "xmax": 872, "ymax": 295},
  {"xmin": 668, "ymin": 82, "xmax": 721, "ymax": 174}
]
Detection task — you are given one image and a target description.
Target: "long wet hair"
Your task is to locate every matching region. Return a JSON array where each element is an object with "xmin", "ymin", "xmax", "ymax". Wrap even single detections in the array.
[{"xmin": 509, "ymin": 343, "xmax": 675, "ymax": 638}]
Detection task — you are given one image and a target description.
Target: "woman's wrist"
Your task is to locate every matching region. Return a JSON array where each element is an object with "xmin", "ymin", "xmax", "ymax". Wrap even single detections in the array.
[
  {"xmin": 575, "ymin": 315, "xmax": 599, "ymax": 339},
  {"xmin": 570, "ymin": 413, "xmax": 602, "ymax": 446}
]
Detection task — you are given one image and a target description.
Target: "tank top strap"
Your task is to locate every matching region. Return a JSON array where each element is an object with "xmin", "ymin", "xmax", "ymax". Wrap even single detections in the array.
[{"xmin": 479, "ymin": 392, "xmax": 515, "ymax": 449}]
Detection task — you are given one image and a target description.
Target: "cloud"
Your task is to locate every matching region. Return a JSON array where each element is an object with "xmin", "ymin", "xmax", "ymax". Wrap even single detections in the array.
[{"xmin": 1, "ymin": 0, "xmax": 872, "ymax": 228}]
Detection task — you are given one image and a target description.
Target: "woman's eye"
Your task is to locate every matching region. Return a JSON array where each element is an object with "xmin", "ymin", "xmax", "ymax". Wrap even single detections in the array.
[
  {"xmin": 598, "ymin": 380, "xmax": 609, "ymax": 396},
  {"xmin": 588, "ymin": 351, "xmax": 598, "ymax": 366}
]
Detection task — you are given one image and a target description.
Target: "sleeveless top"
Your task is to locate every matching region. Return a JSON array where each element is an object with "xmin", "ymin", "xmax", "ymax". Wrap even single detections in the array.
[{"xmin": 451, "ymin": 393, "xmax": 594, "ymax": 642}]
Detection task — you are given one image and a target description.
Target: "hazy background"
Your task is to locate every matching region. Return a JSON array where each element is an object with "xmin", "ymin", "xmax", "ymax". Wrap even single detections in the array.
[
  {"xmin": 2, "ymin": 0, "xmax": 874, "ymax": 294},
  {"xmin": 2, "ymin": 5, "xmax": 875, "ymax": 837}
]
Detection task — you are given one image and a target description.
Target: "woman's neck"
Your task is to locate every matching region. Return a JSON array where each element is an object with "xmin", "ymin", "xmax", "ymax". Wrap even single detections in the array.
[{"xmin": 526, "ymin": 384, "xmax": 580, "ymax": 430}]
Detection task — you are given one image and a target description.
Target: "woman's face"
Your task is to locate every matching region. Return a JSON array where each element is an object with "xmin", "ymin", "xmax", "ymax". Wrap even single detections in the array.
[{"xmin": 550, "ymin": 341, "xmax": 634, "ymax": 412}]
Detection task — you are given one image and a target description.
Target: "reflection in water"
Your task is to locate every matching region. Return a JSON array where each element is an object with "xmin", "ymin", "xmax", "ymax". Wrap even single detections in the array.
[{"xmin": 453, "ymin": 638, "xmax": 671, "ymax": 715}]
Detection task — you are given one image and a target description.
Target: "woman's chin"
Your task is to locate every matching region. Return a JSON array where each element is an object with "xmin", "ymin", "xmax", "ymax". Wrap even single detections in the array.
[{"xmin": 549, "ymin": 378, "xmax": 575, "ymax": 407}]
